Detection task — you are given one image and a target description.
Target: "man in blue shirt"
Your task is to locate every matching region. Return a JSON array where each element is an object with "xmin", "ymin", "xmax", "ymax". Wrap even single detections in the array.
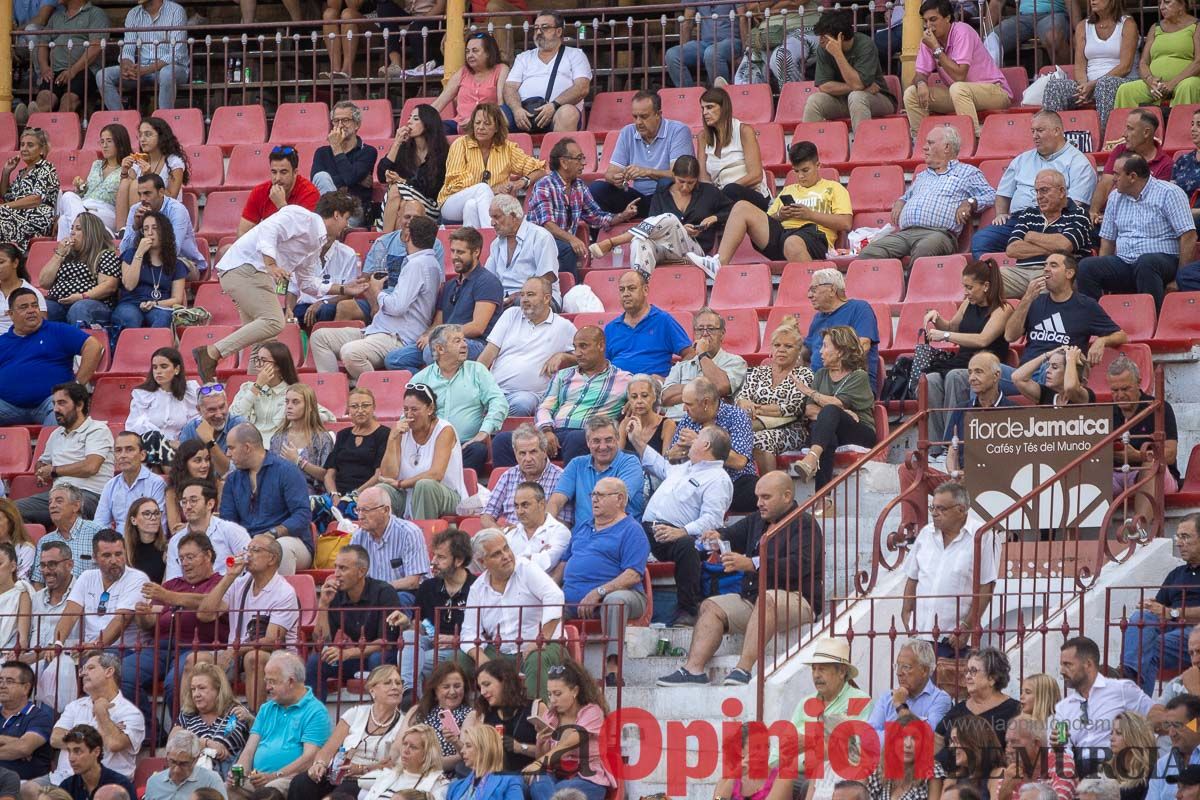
[
  {"xmin": 804, "ymin": 268, "xmax": 881, "ymax": 392},
  {"xmin": 0, "ymin": 661, "xmax": 55, "ymax": 779},
  {"xmin": 220, "ymin": 423, "xmax": 312, "ymax": 575},
  {"xmin": 0, "ymin": 288, "xmax": 103, "ymax": 426},
  {"xmin": 556, "ymin": 477, "xmax": 650, "ymax": 684},
  {"xmin": 178, "ymin": 383, "xmax": 245, "ymax": 476},
  {"xmin": 547, "ymin": 417, "xmax": 644, "ymax": 531},
  {"xmin": 667, "ymin": 377, "xmax": 759, "ymax": 512},
  {"xmin": 604, "ymin": 270, "xmax": 692, "ymax": 377},
  {"xmin": 866, "ymin": 639, "xmax": 952, "ymax": 739},
  {"xmin": 589, "ymin": 90, "xmax": 695, "ymax": 217},
  {"xmin": 1146, "ymin": 695, "xmax": 1200, "ymax": 800},
  {"xmin": 363, "ymin": 199, "xmax": 444, "ymax": 291},
  {"xmin": 118, "ymin": 174, "xmax": 208, "ymax": 279}
]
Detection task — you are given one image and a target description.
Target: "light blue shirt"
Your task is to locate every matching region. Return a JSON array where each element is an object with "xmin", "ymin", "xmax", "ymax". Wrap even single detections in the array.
[
  {"xmin": 367, "ymin": 247, "xmax": 443, "ymax": 343},
  {"xmin": 997, "ymin": 143, "xmax": 1097, "ymax": 210},
  {"xmin": 143, "ymin": 765, "xmax": 227, "ymax": 800},
  {"xmin": 866, "ymin": 678, "xmax": 953, "ymax": 738},
  {"xmin": 610, "ymin": 118, "xmax": 696, "ymax": 196},
  {"xmin": 484, "ymin": 219, "xmax": 561, "ymax": 304},
  {"xmin": 640, "ymin": 448, "xmax": 732, "ymax": 538},
  {"xmin": 178, "ymin": 413, "xmax": 246, "ymax": 451},
  {"xmin": 94, "ymin": 466, "xmax": 168, "ymax": 533},
  {"xmin": 362, "ymin": 232, "xmax": 445, "ymax": 286},
  {"xmin": 900, "ymin": 160, "xmax": 995, "ymax": 234},
  {"xmin": 349, "ymin": 516, "xmax": 431, "ymax": 585},
  {"xmin": 1101, "ymin": 177, "xmax": 1195, "ymax": 262},
  {"xmin": 1145, "ymin": 746, "xmax": 1200, "ymax": 800},
  {"xmin": 119, "ymin": 0, "xmax": 189, "ymax": 69},
  {"xmin": 120, "ymin": 196, "xmax": 208, "ymax": 271}
]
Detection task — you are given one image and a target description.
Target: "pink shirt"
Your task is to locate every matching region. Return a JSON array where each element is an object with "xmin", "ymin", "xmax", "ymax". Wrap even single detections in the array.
[
  {"xmin": 915, "ymin": 21, "xmax": 1013, "ymax": 98},
  {"xmin": 541, "ymin": 704, "xmax": 615, "ymax": 788},
  {"xmin": 455, "ymin": 66, "xmax": 502, "ymax": 128}
]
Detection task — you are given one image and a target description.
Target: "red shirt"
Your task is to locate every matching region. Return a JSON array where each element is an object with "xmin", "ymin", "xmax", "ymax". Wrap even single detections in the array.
[
  {"xmin": 157, "ymin": 571, "xmax": 229, "ymax": 647},
  {"xmin": 470, "ymin": 0, "xmax": 525, "ymax": 12},
  {"xmin": 241, "ymin": 174, "xmax": 320, "ymax": 224},
  {"xmin": 1103, "ymin": 142, "xmax": 1174, "ymax": 179}
]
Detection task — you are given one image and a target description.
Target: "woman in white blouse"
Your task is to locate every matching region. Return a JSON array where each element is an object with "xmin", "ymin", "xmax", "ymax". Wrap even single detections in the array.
[
  {"xmin": 230, "ymin": 341, "xmax": 337, "ymax": 441},
  {"xmin": 126, "ymin": 346, "xmax": 199, "ymax": 462},
  {"xmin": 359, "ymin": 724, "xmax": 449, "ymax": 800},
  {"xmin": 57, "ymin": 123, "xmax": 133, "ymax": 238},
  {"xmin": 0, "ymin": 543, "xmax": 31, "ymax": 656},
  {"xmin": 377, "ymin": 384, "xmax": 466, "ymax": 521},
  {"xmin": 697, "ymin": 86, "xmax": 770, "ymax": 210},
  {"xmin": 115, "ymin": 117, "xmax": 190, "ymax": 226}
]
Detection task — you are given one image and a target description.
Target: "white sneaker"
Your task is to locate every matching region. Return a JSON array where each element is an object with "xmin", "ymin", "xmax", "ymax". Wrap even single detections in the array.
[
  {"xmin": 405, "ymin": 59, "xmax": 443, "ymax": 77},
  {"xmin": 713, "ymin": 76, "xmax": 729, "ymax": 88},
  {"xmin": 686, "ymin": 252, "xmax": 721, "ymax": 279}
]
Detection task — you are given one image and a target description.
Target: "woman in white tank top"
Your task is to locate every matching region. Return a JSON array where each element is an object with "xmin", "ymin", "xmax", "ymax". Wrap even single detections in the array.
[
  {"xmin": 1040, "ymin": 0, "xmax": 1138, "ymax": 135},
  {"xmin": 376, "ymin": 383, "xmax": 466, "ymax": 520},
  {"xmin": 698, "ymin": 87, "xmax": 772, "ymax": 210}
]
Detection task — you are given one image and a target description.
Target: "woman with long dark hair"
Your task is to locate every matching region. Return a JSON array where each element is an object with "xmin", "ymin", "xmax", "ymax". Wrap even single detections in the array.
[
  {"xmin": 524, "ymin": 660, "xmax": 614, "ymax": 800},
  {"xmin": 164, "ymin": 439, "xmax": 222, "ymax": 531},
  {"xmin": 115, "ymin": 209, "xmax": 188, "ymax": 330},
  {"xmin": 127, "ymin": 347, "xmax": 198, "ymax": 457},
  {"xmin": 464, "ymin": 659, "xmax": 545, "ymax": 772},
  {"xmin": 941, "ymin": 715, "xmax": 1004, "ymax": 800},
  {"xmin": 400, "ymin": 661, "xmax": 472, "ymax": 774},
  {"xmin": 432, "ymin": 33, "xmax": 509, "ymax": 135},
  {"xmin": 57, "ymin": 123, "xmax": 134, "ymax": 237},
  {"xmin": 377, "ymin": 384, "xmax": 466, "ymax": 520},
  {"xmin": 1041, "ymin": 0, "xmax": 1137, "ymax": 133},
  {"xmin": 378, "ymin": 104, "xmax": 451, "ymax": 228},
  {"xmin": 39, "ymin": 211, "xmax": 121, "ymax": 326},
  {"xmin": 0, "ymin": 243, "xmax": 45, "ymax": 335},
  {"xmin": 123, "ymin": 496, "xmax": 167, "ymax": 583},
  {"xmin": 229, "ymin": 340, "xmax": 305, "ymax": 441},
  {"xmin": 116, "ymin": 117, "xmax": 190, "ymax": 222},
  {"xmin": 698, "ymin": 86, "xmax": 770, "ymax": 209}
]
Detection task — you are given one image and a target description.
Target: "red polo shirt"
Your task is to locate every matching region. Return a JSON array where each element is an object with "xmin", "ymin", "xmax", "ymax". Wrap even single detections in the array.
[{"xmin": 241, "ymin": 174, "xmax": 321, "ymax": 224}]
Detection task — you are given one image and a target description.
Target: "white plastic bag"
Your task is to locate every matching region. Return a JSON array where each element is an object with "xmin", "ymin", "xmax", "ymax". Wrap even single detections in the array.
[
  {"xmin": 734, "ymin": 48, "xmax": 767, "ymax": 85},
  {"xmin": 562, "ymin": 283, "xmax": 604, "ymax": 313},
  {"xmin": 1022, "ymin": 66, "xmax": 1064, "ymax": 107},
  {"xmin": 846, "ymin": 223, "xmax": 895, "ymax": 253}
]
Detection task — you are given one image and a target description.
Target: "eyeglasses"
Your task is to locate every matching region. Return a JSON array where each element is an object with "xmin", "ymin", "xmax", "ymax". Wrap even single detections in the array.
[
  {"xmin": 694, "ymin": 326, "xmax": 721, "ymax": 334},
  {"xmin": 591, "ymin": 491, "xmax": 621, "ymax": 499},
  {"xmin": 38, "ymin": 559, "xmax": 66, "ymax": 570},
  {"xmin": 97, "ymin": 591, "xmax": 110, "ymax": 616},
  {"xmin": 480, "ymin": 170, "xmax": 492, "ymax": 183},
  {"xmin": 139, "ymin": 509, "xmax": 162, "ymax": 518},
  {"xmin": 198, "ymin": 383, "xmax": 225, "ymax": 396},
  {"xmin": 562, "ymin": 153, "xmax": 587, "ymax": 162},
  {"xmin": 167, "ymin": 758, "xmax": 196, "ymax": 768},
  {"xmin": 357, "ymin": 504, "xmax": 389, "ymax": 514},
  {"xmin": 348, "ymin": 402, "xmax": 375, "ymax": 411},
  {"xmin": 270, "ymin": 145, "xmax": 296, "ymax": 157},
  {"xmin": 533, "ymin": 24, "xmax": 560, "ymax": 32}
]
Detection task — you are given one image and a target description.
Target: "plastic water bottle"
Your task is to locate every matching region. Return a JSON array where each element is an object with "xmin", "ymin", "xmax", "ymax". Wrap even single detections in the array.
[
  {"xmin": 421, "ymin": 619, "xmax": 435, "ymax": 638},
  {"xmin": 612, "ymin": 245, "xmax": 625, "ymax": 268},
  {"xmin": 329, "ymin": 746, "xmax": 347, "ymax": 784}
]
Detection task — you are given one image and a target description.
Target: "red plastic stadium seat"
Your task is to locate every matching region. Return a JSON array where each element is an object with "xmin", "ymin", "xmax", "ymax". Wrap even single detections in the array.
[
  {"xmin": 178, "ymin": 327, "xmax": 239, "ymax": 376},
  {"xmin": 153, "ymin": 108, "xmax": 205, "ymax": 146},
  {"xmin": 1153, "ymin": 292, "xmax": 1200, "ymax": 350},
  {"xmin": 486, "ymin": 467, "xmax": 509, "ymax": 491},
  {"xmin": 776, "ymin": 261, "xmax": 837, "ymax": 305},
  {"xmin": 1099, "ymin": 294, "xmax": 1156, "ymax": 343},
  {"xmin": 727, "ymin": 83, "xmax": 774, "ymax": 124},
  {"xmin": 0, "ymin": 428, "xmax": 31, "ymax": 478},
  {"xmin": 659, "ymin": 88, "xmax": 704, "ymax": 127},
  {"xmin": 83, "ymin": 110, "xmax": 140, "ymax": 151},
  {"xmin": 1001, "ymin": 67, "xmax": 1029, "ymax": 100},
  {"xmin": 225, "ymin": 144, "xmax": 273, "ymax": 190},
  {"xmin": 196, "ymin": 191, "xmax": 252, "ymax": 241},
  {"xmin": 91, "ymin": 377, "xmax": 138, "ymax": 425},
  {"xmin": 1167, "ymin": 443, "xmax": 1200, "ymax": 508},
  {"xmin": 208, "ymin": 105, "xmax": 268, "ymax": 154},
  {"xmin": 647, "ymin": 265, "xmax": 706, "ymax": 310},
  {"xmin": 774, "ymin": 82, "xmax": 819, "ymax": 125},
  {"xmin": 583, "ymin": 271, "xmax": 623, "ymax": 312},
  {"xmin": 285, "ymin": 574, "xmax": 318, "ymax": 627},
  {"xmin": 192, "ymin": 283, "xmax": 242, "ymax": 327},
  {"xmin": 299, "ymin": 372, "xmax": 350, "ymax": 418},
  {"xmin": 594, "ymin": 130, "xmax": 621, "ymax": 175},
  {"xmin": 905, "ymin": 255, "xmax": 968, "ymax": 304},
  {"xmin": 886, "ymin": 302, "xmax": 958, "ymax": 356},
  {"xmin": 240, "ymin": 324, "xmax": 303, "ymax": 371},
  {"xmin": 1096, "ymin": 344, "xmax": 1153, "ymax": 399},
  {"xmin": 356, "ymin": 372, "xmax": 412, "ymax": 420},
  {"xmin": 761, "ymin": 306, "xmax": 815, "ymax": 347},
  {"xmin": 541, "ymin": 131, "xmax": 598, "ymax": 173},
  {"xmin": 974, "ymin": 113, "xmax": 1035, "ymax": 159},
  {"xmin": 845, "ymin": 259, "xmax": 905, "ymax": 306},
  {"xmin": 271, "ymin": 102, "xmax": 330, "ymax": 143},
  {"xmin": 715, "ymin": 308, "xmax": 760, "ymax": 355},
  {"xmin": 587, "ymin": 91, "xmax": 639, "ymax": 133},
  {"xmin": 1165, "ymin": 105, "xmax": 1200, "ymax": 151},
  {"xmin": 354, "ymin": 98, "xmax": 395, "ymax": 140},
  {"xmin": 345, "ymin": 230, "xmax": 383, "ymax": 259},
  {"xmin": 48, "ymin": 150, "xmax": 96, "ymax": 191},
  {"xmin": 851, "ymin": 210, "xmax": 891, "ymax": 231},
  {"xmin": 710, "ymin": 263, "xmax": 771, "ymax": 309},
  {"xmin": 1058, "ymin": 109, "xmax": 1101, "ymax": 152},
  {"xmin": 847, "ymin": 165, "xmax": 904, "ymax": 212},
  {"xmin": 915, "ymin": 115, "xmax": 976, "ymax": 159},
  {"xmin": 108, "ymin": 328, "xmax": 175, "ymax": 376},
  {"xmin": 0, "ymin": 113, "xmax": 16, "ymax": 150},
  {"xmin": 754, "ymin": 123, "xmax": 787, "ymax": 170},
  {"xmin": 790, "ymin": 121, "xmax": 849, "ymax": 167},
  {"xmin": 27, "ymin": 112, "xmax": 81, "ymax": 151},
  {"xmin": 400, "ymin": 97, "xmax": 454, "ymax": 124},
  {"xmin": 849, "ymin": 118, "xmax": 911, "ymax": 164},
  {"xmin": 134, "ymin": 757, "xmax": 165, "ymax": 797},
  {"xmin": 184, "ymin": 145, "xmax": 225, "ymax": 193},
  {"xmin": 1104, "ymin": 106, "xmax": 1162, "ymax": 146}
]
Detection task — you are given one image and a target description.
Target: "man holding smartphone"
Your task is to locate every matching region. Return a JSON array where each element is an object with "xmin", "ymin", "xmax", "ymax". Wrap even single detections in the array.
[{"xmin": 309, "ymin": 216, "xmax": 445, "ymax": 381}]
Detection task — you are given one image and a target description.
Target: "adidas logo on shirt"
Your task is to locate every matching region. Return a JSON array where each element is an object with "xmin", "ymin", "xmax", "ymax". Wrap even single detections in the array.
[{"xmin": 1027, "ymin": 312, "xmax": 1072, "ymax": 346}]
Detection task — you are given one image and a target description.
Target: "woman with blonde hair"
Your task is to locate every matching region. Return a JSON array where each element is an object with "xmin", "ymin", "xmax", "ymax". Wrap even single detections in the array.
[
  {"xmin": 270, "ymin": 383, "xmax": 335, "ymax": 494},
  {"xmin": 1018, "ymin": 673, "xmax": 1061, "ymax": 727},
  {"xmin": 175, "ymin": 661, "xmax": 254, "ymax": 777},
  {"xmin": 447, "ymin": 727, "xmax": 522, "ymax": 800},
  {"xmin": 359, "ymin": 724, "xmax": 449, "ymax": 800},
  {"xmin": 0, "ymin": 499, "xmax": 36, "ymax": 581},
  {"xmin": 736, "ymin": 322, "xmax": 815, "ymax": 474},
  {"xmin": 1106, "ymin": 710, "xmax": 1155, "ymax": 800},
  {"xmin": 39, "ymin": 211, "xmax": 121, "ymax": 326},
  {"xmin": 0, "ymin": 543, "xmax": 31, "ymax": 655}
]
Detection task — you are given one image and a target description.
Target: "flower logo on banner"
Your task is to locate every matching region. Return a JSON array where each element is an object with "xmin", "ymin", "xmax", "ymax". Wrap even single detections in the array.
[{"xmin": 975, "ymin": 462, "xmax": 1109, "ymax": 530}]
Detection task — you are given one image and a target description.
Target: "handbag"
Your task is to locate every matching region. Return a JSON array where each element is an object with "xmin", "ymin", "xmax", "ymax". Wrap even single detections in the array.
[
  {"xmin": 907, "ymin": 330, "xmax": 955, "ymax": 399},
  {"xmin": 520, "ymin": 46, "xmax": 566, "ymax": 132},
  {"xmin": 751, "ymin": 414, "xmax": 797, "ymax": 431},
  {"xmin": 173, "ymin": 306, "xmax": 212, "ymax": 328}
]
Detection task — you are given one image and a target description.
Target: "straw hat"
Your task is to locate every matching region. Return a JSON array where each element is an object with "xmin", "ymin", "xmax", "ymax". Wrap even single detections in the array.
[{"xmin": 805, "ymin": 637, "xmax": 859, "ymax": 680}]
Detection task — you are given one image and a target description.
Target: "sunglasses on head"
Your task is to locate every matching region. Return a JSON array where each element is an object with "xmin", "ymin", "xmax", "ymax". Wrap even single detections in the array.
[
  {"xmin": 198, "ymin": 383, "xmax": 225, "ymax": 396},
  {"xmin": 270, "ymin": 145, "xmax": 297, "ymax": 157},
  {"xmin": 408, "ymin": 382, "xmax": 436, "ymax": 404}
]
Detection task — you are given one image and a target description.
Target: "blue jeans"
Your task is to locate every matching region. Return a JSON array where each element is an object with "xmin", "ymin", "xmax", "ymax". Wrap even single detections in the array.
[
  {"xmin": 664, "ymin": 38, "xmax": 740, "ymax": 87},
  {"xmin": 874, "ymin": 25, "xmax": 903, "ymax": 65},
  {"xmin": 0, "ymin": 395, "xmax": 55, "ymax": 426},
  {"xmin": 1121, "ymin": 610, "xmax": 1191, "ymax": 694},
  {"xmin": 99, "ymin": 64, "xmax": 189, "ymax": 111},
  {"xmin": 294, "ymin": 300, "xmax": 371, "ymax": 326},
  {"xmin": 1179, "ymin": 261, "xmax": 1200, "ymax": 291},
  {"xmin": 306, "ymin": 651, "xmax": 384, "ymax": 701},
  {"xmin": 529, "ymin": 775, "xmax": 607, "ymax": 800},
  {"xmin": 971, "ymin": 221, "xmax": 1016, "ymax": 259},
  {"xmin": 995, "ymin": 12, "xmax": 1071, "ymax": 54},
  {"xmin": 384, "ymin": 336, "xmax": 486, "ymax": 372},
  {"xmin": 120, "ymin": 645, "xmax": 192, "ymax": 726},
  {"xmin": 1078, "ymin": 253, "xmax": 1179, "ymax": 312},
  {"xmin": 554, "ymin": 237, "xmax": 579, "ymax": 281},
  {"xmin": 45, "ymin": 298, "xmax": 112, "ymax": 327},
  {"xmin": 398, "ymin": 630, "xmax": 457, "ymax": 692},
  {"xmin": 112, "ymin": 301, "xmax": 173, "ymax": 331}
]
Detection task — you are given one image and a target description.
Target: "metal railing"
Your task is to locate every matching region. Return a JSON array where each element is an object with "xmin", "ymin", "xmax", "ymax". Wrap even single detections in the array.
[{"xmin": 1103, "ymin": 584, "xmax": 1196, "ymax": 696}]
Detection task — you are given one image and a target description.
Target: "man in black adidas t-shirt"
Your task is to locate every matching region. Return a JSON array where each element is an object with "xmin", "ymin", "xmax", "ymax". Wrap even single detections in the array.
[{"xmin": 1005, "ymin": 253, "xmax": 1128, "ymax": 368}]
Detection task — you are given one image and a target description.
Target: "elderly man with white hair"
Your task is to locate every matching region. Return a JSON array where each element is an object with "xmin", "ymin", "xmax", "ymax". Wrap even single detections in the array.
[
  {"xmin": 144, "ymin": 730, "xmax": 227, "ymax": 800},
  {"xmin": 228, "ymin": 651, "xmax": 330, "ymax": 798},
  {"xmin": 458, "ymin": 528, "xmax": 566, "ymax": 698},
  {"xmin": 1077, "ymin": 779, "xmax": 1122, "ymax": 800},
  {"xmin": 859, "ymin": 126, "xmax": 995, "ymax": 260},
  {"xmin": 1016, "ymin": 784, "xmax": 1064, "ymax": 800},
  {"xmin": 485, "ymin": 193, "xmax": 562, "ymax": 308},
  {"xmin": 997, "ymin": 720, "xmax": 1076, "ymax": 800},
  {"xmin": 803, "ymin": 267, "xmax": 881, "ymax": 393},
  {"xmin": 867, "ymin": 639, "xmax": 952, "ymax": 738}
]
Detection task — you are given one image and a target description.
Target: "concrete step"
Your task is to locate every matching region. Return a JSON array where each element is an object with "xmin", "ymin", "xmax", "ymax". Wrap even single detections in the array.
[{"xmin": 621, "ymin": 653, "xmax": 746, "ymax": 686}]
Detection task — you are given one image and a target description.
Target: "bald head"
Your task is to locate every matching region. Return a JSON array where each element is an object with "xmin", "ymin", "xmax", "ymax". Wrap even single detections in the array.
[
  {"xmin": 756, "ymin": 471, "xmax": 795, "ymax": 523},
  {"xmin": 95, "ymin": 787, "xmax": 130, "ymax": 800},
  {"xmin": 591, "ymin": 476, "xmax": 628, "ymax": 527},
  {"xmin": 966, "ymin": 351, "xmax": 1002, "ymax": 398},
  {"xmin": 519, "ymin": 276, "xmax": 553, "ymax": 323},
  {"xmin": 227, "ymin": 422, "xmax": 266, "ymax": 471}
]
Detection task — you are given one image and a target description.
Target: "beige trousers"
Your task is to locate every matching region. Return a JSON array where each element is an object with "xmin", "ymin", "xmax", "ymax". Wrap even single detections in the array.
[
  {"xmin": 278, "ymin": 536, "xmax": 312, "ymax": 576},
  {"xmin": 310, "ymin": 328, "xmax": 404, "ymax": 380},
  {"xmin": 803, "ymin": 89, "xmax": 897, "ymax": 132},
  {"xmin": 215, "ymin": 264, "xmax": 286, "ymax": 358},
  {"xmin": 903, "ymin": 81, "xmax": 1012, "ymax": 137}
]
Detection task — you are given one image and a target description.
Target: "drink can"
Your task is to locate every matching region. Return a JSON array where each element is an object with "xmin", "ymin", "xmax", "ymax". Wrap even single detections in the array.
[
  {"xmin": 226, "ymin": 555, "xmax": 236, "ymax": 568},
  {"xmin": 495, "ymin": 724, "xmax": 505, "ymax": 736},
  {"xmin": 1054, "ymin": 720, "xmax": 1069, "ymax": 746},
  {"xmin": 656, "ymin": 636, "xmax": 670, "ymax": 656},
  {"xmin": 231, "ymin": 765, "xmax": 245, "ymax": 787}
]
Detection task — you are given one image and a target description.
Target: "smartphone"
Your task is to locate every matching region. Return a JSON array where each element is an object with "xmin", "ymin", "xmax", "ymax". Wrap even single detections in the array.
[
  {"xmin": 371, "ymin": 271, "xmax": 388, "ymax": 281},
  {"xmin": 779, "ymin": 196, "xmax": 795, "ymax": 206},
  {"xmin": 440, "ymin": 708, "xmax": 461, "ymax": 736}
]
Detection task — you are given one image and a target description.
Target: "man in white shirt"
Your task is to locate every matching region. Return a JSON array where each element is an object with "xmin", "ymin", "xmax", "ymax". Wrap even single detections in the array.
[
  {"xmin": 192, "ymin": 193, "xmax": 367, "ymax": 384},
  {"xmin": 504, "ymin": 482, "xmax": 570, "ymax": 573},
  {"xmin": 285, "ymin": 239, "xmax": 369, "ymax": 331},
  {"xmin": 477, "ymin": 277, "xmax": 577, "ymax": 416},
  {"xmin": 502, "ymin": 12, "xmax": 592, "ymax": 134},
  {"xmin": 459, "ymin": 529, "xmax": 565, "ymax": 698},
  {"xmin": 46, "ymin": 652, "xmax": 144, "ymax": 785},
  {"xmin": 25, "ymin": 541, "xmax": 77, "ymax": 708},
  {"xmin": 901, "ymin": 481, "xmax": 1000, "ymax": 659},
  {"xmin": 164, "ymin": 480, "xmax": 250, "ymax": 583},
  {"xmin": 309, "ymin": 216, "xmax": 444, "ymax": 381},
  {"xmin": 485, "ymin": 195, "xmax": 561, "ymax": 307},
  {"xmin": 195, "ymin": 534, "xmax": 300, "ymax": 712},
  {"xmin": 94, "ymin": 432, "xmax": 167, "ymax": 535},
  {"xmin": 17, "ymin": 382, "xmax": 114, "ymax": 527},
  {"xmin": 628, "ymin": 421, "xmax": 733, "ymax": 626},
  {"xmin": 660, "ymin": 308, "xmax": 748, "ymax": 419},
  {"xmin": 51, "ymin": 530, "xmax": 149, "ymax": 655}
]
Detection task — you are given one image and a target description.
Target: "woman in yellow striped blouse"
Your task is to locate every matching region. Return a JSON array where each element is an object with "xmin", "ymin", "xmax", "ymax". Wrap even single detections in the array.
[{"xmin": 437, "ymin": 102, "xmax": 547, "ymax": 228}]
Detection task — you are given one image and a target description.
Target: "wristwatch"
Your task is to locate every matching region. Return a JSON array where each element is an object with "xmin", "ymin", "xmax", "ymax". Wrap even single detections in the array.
[
  {"xmin": 597, "ymin": 586, "xmax": 608, "ymax": 598},
  {"xmin": 204, "ymin": 439, "xmax": 216, "ymax": 450},
  {"xmin": 933, "ymin": 46, "xmax": 945, "ymax": 58},
  {"xmin": 1172, "ymin": 607, "xmax": 1182, "ymax": 620},
  {"xmin": 49, "ymin": 467, "xmax": 59, "ymax": 480}
]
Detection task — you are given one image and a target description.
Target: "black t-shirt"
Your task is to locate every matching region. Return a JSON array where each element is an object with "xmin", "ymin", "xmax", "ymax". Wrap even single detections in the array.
[
  {"xmin": 133, "ymin": 539, "xmax": 165, "ymax": 584},
  {"xmin": 328, "ymin": 577, "xmax": 402, "ymax": 642},
  {"xmin": 59, "ymin": 765, "xmax": 135, "ymax": 800},
  {"xmin": 934, "ymin": 696, "xmax": 1021, "ymax": 772},
  {"xmin": 415, "ymin": 572, "xmax": 476, "ymax": 631},
  {"xmin": 1037, "ymin": 385, "xmax": 1097, "ymax": 405},
  {"xmin": 325, "ymin": 425, "xmax": 391, "ymax": 495},
  {"xmin": 1022, "ymin": 292, "xmax": 1120, "ymax": 363},
  {"xmin": 1113, "ymin": 392, "xmax": 1181, "ymax": 481}
]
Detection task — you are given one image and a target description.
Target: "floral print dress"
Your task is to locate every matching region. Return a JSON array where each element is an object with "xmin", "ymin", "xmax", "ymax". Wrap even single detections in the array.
[
  {"xmin": 737, "ymin": 364, "xmax": 816, "ymax": 454},
  {"xmin": 0, "ymin": 160, "xmax": 59, "ymax": 248}
]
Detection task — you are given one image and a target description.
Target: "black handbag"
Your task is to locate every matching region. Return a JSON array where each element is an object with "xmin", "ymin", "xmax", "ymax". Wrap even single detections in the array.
[
  {"xmin": 908, "ymin": 329, "xmax": 955, "ymax": 397},
  {"xmin": 520, "ymin": 46, "xmax": 566, "ymax": 132}
]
